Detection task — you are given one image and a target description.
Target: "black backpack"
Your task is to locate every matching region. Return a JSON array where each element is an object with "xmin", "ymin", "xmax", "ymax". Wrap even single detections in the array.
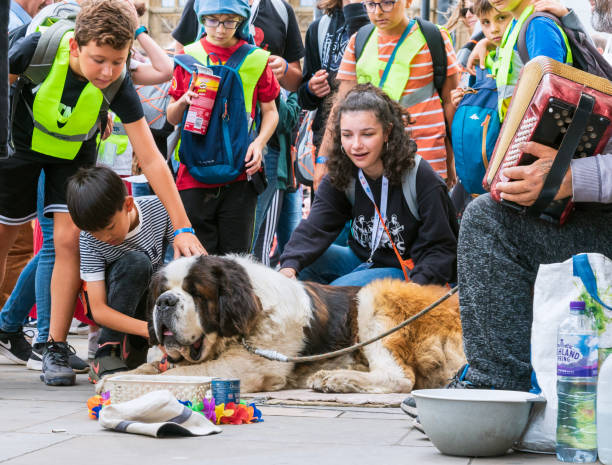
[
  {"xmin": 517, "ymin": 12, "xmax": 612, "ymax": 80},
  {"xmin": 353, "ymin": 18, "xmax": 448, "ymax": 97}
]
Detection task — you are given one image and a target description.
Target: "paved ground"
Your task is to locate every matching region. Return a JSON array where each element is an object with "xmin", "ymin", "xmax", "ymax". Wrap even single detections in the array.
[{"xmin": 0, "ymin": 335, "xmax": 583, "ymax": 465}]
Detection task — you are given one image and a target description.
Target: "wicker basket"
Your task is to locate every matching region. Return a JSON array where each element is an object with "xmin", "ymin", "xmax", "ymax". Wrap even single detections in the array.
[{"xmin": 105, "ymin": 375, "xmax": 214, "ymax": 404}]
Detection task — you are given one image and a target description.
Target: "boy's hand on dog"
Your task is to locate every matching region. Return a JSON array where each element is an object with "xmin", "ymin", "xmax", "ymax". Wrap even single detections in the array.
[{"xmin": 173, "ymin": 232, "xmax": 207, "ymax": 258}]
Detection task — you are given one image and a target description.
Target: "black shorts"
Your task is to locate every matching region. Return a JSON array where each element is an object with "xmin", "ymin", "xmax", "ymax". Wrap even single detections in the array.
[{"xmin": 0, "ymin": 149, "xmax": 97, "ymax": 225}]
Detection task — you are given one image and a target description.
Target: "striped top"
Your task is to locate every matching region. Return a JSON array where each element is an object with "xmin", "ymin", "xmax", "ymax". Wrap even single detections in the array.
[
  {"xmin": 79, "ymin": 197, "xmax": 173, "ymax": 282},
  {"xmin": 338, "ymin": 22, "xmax": 459, "ymax": 177}
]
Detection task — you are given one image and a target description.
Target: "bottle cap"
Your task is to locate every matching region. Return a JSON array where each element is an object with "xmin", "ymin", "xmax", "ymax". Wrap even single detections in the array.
[{"xmin": 569, "ymin": 301, "xmax": 586, "ymax": 311}]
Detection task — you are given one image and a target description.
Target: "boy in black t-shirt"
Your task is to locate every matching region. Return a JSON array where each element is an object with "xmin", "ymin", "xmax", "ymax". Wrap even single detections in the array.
[{"xmin": 0, "ymin": 0, "xmax": 204, "ymax": 387}]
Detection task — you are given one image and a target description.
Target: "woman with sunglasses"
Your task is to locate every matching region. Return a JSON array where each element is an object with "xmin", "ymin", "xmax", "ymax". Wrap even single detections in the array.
[
  {"xmin": 446, "ymin": 0, "xmax": 479, "ymax": 41},
  {"xmin": 314, "ymin": 0, "xmax": 460, "ymax": 191}
]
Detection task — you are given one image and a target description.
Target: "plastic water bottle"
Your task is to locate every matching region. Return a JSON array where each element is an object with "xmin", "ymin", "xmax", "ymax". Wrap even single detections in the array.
[
  {"xmin": 556, "ymin": 300, "xmax": 598, "ymax": 463},
  {"xmin": 598, "ymin": 354, "xmax": 612, "ymax": 464}
]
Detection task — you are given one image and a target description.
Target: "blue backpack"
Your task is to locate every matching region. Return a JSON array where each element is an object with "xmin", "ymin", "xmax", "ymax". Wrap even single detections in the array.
[
  {"xmin": 451, "ymin": 67, "xmax": 501, "ymax": 195},
  {"xmin": 174, "ymin": 44, "xmax": 260, "ymax": 184}
]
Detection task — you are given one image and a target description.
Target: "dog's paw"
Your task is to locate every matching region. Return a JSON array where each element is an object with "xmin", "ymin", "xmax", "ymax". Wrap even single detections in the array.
[{"xmin": 307, "ymin": 370, "xmax": 358, "ymax": 393}]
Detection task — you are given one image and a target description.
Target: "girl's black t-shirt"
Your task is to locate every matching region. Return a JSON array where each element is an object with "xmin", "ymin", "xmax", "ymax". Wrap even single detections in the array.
[{"xmin": 280, "ymin": 160, "xmax": 459, "ymax": 285}]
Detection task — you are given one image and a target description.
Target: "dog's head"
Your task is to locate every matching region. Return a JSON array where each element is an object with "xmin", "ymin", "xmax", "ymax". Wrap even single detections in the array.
[{"xmin": 147, "ymin": 255, "xmax": 262, "ymax": 363}]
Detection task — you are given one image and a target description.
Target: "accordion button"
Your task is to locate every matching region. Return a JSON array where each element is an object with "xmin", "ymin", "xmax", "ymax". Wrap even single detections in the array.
[{"xmin": 590, "ymin": 132, "xmax": 598, "ymax": 139}]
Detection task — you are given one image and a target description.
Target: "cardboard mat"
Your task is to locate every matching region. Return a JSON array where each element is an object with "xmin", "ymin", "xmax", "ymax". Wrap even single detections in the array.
[{"xmin": 243, "ymin": 389, "xmax": 408, "ymax": 408}]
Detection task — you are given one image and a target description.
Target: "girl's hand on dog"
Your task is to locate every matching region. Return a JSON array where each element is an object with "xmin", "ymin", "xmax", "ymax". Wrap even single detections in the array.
[{"xmin": 279, "ymin": 268, "xmax": 297, "ymax": 279}]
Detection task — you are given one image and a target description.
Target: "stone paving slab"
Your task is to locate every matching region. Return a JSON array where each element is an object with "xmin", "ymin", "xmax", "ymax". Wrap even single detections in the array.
[{"xmin": 0, "ymin": 340, "xmax": 592, "ymax": 465}]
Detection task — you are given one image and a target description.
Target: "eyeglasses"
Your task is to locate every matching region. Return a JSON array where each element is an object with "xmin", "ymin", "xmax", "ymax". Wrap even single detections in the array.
[
  {"xmin": 202, "ymin": 17, "xmax": 241, "ymax": 30},
  {"xmin": 460, "ymin": 6, "xmax": 474, "ymax": 16},
  {"xmin": 362, "ymin": 0, "xmax": 397, "ymax": 13}
]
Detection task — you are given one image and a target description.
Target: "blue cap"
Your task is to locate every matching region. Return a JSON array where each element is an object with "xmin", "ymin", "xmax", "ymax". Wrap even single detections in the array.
[{"xmin": 570, "ymin": 301, "xmax": 586, "ymax": 311}]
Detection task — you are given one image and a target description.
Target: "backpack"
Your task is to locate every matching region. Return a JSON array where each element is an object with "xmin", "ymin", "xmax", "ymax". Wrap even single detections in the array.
[
  {"xmin": 517, "ymin": 12, "xmax": 612, "ymax": 80},
  {"xmin": 345, "ymin": 155, "xmax": 422, "ymax": 221},
  {"xmin": 135, "ymin": 82, "xmax": 173, "ymax": 134},
  {"xmin": 354, "ymin": 18, "xmax": 448, "ymax": 97},
  {"xmin": 451, "ymin": 67, "xmax": 500, "ymax": 195},
  {"xmin": 292, "ymin": 14, "xmax": 333, "ymax": 187},
  {"xmin": 174, "ymin": 44, "xmax": 261, "ymax": 184}
]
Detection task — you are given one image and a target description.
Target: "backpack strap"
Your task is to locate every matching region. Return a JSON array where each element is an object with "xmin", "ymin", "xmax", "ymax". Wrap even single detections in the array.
[
  {"xmin": 415, "ymin": 18, "xmax": 447, "ymax": 97},
  {"xmin": 517, "ymin": 12, "xmax": 567, "ymax": 64},
  {"xmin": 174, "ymin": 53, "xmax": 203, "ymax": 74},
  {"xmin": 354, "ymin": 23, "xmax": 375, "ymax": 62},
  {"xmin": 345, "ymin": 155, "xmax": 422, "ymax": 221},
  {"xmin": 269, "ymin": 0, "xmax": 288, "ymax": 34},
  {"xmin": 401, "ymin": 154, "xmax": 421, "ymax": 222},
  {"xmin": 225, "ymin": 43, "xmax": 257, "ymax": 69},
  {"xmin": 24, "ymin": 19, "xmax": 74, "ymax": 84},
  {"xmin": 317, "ymin": 14, "xmax": 332, "ymax": 63}
]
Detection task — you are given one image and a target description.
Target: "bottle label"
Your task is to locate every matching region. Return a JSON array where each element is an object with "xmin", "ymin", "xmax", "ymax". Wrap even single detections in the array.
[{"xmin": 557, "ymin": 334, "xmax": 598, "ymax": 377}]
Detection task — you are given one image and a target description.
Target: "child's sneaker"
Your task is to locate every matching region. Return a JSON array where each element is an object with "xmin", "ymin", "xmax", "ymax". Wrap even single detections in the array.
[
  {"xmin": 0, "ymin": 329, "xmax": 32, "ymax": 364},
  {"xmin": 29, "ymin": 341, "xmax": 89, "ymax": 373},
  {"xmin": 122, "ymin": 334, "xmax": 149, "ymax": 370},
  {"xmin": 41, "ymin": 340, "xmax": 76, "ymax": 386},
  {"xmin": 88, "ymin": 344, "xmax": 128, "ymax": 384}
]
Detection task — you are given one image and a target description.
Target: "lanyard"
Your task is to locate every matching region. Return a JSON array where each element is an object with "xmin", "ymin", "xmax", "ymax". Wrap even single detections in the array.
[
  {"xmin": 358, "ymin": 170, "xmax": 388, "ymax": 261},
  {"xmin": 379, "ymin": 19, "xmax": 414, "ymax": 89}
]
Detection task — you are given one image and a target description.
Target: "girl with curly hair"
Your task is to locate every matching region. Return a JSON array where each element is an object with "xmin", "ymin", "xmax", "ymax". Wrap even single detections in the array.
[{"xmin": 279, "ymin": 84, "xmax": 458, "ymax": 287}]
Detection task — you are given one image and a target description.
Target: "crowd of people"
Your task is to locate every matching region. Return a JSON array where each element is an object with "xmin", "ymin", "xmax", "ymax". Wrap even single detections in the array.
[{"xmin": 0, "ymin": 0, "xmax": 610, "ymax": 405}]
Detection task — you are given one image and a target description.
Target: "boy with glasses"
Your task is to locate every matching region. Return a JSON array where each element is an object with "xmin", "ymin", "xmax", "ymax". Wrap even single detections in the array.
[{"xmin": 165, "ymin": 0, "xmax": 279, "ymax": 256}]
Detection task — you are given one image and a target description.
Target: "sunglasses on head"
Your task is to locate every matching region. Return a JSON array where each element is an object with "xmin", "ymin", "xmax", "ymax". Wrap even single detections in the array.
[{"xmin": 460, "ymin": 6, "xmax": 474, "ymax": 16}]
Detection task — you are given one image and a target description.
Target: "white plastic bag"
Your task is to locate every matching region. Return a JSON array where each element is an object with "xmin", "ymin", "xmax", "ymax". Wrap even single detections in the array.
[{"xmin": 517, "ymin": 253, "xmax": 612, "ymax": 452}]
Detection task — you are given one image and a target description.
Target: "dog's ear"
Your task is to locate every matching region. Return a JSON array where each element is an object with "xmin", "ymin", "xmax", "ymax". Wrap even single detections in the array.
[
  {"xmin": 146, "ymin": 270, "xmax": 165, "ymax": 346},
  {"xmin": 212, "ymin": 260, "xmax": 261, "ymax": 337}
]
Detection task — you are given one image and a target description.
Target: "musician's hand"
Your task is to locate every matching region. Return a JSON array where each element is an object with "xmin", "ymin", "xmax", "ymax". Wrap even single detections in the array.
[
  {"xmin": 497, "ymin": 141, "xmax": 573, "ymax": 206},
  {"xmin": 466, "ymin": 39, "xmax": 492, "ymax": 76},
  {"xmin": 534, "ymin": 0, "xmax": 569, "ymax": 17}
]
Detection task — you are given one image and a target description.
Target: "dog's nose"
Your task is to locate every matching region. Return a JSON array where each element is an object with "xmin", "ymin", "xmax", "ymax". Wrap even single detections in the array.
[{"xmin": 157, "ymin": 293, "xmax": 179, "ymax": 309}]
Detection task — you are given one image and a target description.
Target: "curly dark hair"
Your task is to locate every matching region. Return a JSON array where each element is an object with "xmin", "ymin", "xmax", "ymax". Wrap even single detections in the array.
[{"xmin": 328, "ymin": 84, "xmax": 417, "ymax": 190}]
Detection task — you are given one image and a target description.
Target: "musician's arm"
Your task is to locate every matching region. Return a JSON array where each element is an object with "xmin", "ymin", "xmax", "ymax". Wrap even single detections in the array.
[{"xmin": 571, "ymin": 154, "xmax": 612, "ymax": 204}]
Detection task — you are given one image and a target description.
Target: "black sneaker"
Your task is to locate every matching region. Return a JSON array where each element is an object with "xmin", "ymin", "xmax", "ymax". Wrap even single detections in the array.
[
  {"xmin": 401, "ymin": 364, "xmax": 479, "ymax": 418},
  {"xmin": 0, "ymin": 329, "xmax": 32, "ymax": 364},
  {"xmin": 29, "ymin": 342, "xmax": 89, "ymax": 373},
  {"xmin": 41, "ymin": 340, "xmax": 76, "ymax": 386},
  {"xmin": 27, "ymin": 342, "xmax": 45, "ymax": 370}
]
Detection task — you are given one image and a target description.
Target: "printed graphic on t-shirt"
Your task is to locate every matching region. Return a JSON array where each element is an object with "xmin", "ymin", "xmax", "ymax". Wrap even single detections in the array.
[{"xmin": 351, "ymin": 213, "xmax": 406, "ymax": 255}]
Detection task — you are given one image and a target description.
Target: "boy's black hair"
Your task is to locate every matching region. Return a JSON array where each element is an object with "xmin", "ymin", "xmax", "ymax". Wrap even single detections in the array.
[{"xmin": 66, "ymin": 166, "xmax": 128, "ymax": 232}]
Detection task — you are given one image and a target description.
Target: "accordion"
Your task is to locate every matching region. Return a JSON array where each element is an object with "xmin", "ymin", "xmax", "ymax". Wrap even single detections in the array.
[{"xmin": 484, "ymin": 57, "xmax": 612, "ymax": 224}]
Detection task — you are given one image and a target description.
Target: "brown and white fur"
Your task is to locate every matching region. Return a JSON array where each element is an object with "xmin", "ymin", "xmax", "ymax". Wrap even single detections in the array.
[{"xmin": 97, "ymin": 255, "xmax": 465, "ymax": 394}]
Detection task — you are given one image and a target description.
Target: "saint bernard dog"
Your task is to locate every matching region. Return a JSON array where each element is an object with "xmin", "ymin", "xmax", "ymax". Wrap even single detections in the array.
[{"xmin": 97, "ymin": 254, "xmax": 465, "ymax": 394}]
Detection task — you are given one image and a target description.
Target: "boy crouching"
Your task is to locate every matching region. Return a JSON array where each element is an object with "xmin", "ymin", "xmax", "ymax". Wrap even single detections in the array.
[{"xmin": 66, "ymin": 166, "xmax": 173, "ymax": 383}]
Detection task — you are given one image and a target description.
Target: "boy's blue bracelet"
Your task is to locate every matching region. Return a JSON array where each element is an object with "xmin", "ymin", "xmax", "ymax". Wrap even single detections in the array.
[
  {"xmin": 316, "ymin": 156, "xmax": 328, "ymax": 164},
  {"xmin": 134, "ymin": 25, "xmax": 148, "ymax": 39},
  {"xmin": 174, "ymin": 227, "xmax": 195, "ymax": 237},
  {"xmin": 283, "ymin": 59, "xmax": 289, "ymax": 77}
]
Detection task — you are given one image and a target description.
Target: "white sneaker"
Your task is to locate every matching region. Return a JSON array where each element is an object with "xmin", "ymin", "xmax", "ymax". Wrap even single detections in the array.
[{"xmin": 27, "ymin": 342, "xmax": 44, "ymax": 370}]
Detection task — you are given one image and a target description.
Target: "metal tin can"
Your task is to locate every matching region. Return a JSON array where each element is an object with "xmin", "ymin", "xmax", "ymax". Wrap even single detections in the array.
[{"xmin": 211, "ymin": 379, "xmax": 240, "ymax": 405}]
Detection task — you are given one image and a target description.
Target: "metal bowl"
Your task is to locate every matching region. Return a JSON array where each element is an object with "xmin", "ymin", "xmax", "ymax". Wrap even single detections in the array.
[{"xmin": 411, "ymin": 389, "xmax": 544, "ymax": 457}]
